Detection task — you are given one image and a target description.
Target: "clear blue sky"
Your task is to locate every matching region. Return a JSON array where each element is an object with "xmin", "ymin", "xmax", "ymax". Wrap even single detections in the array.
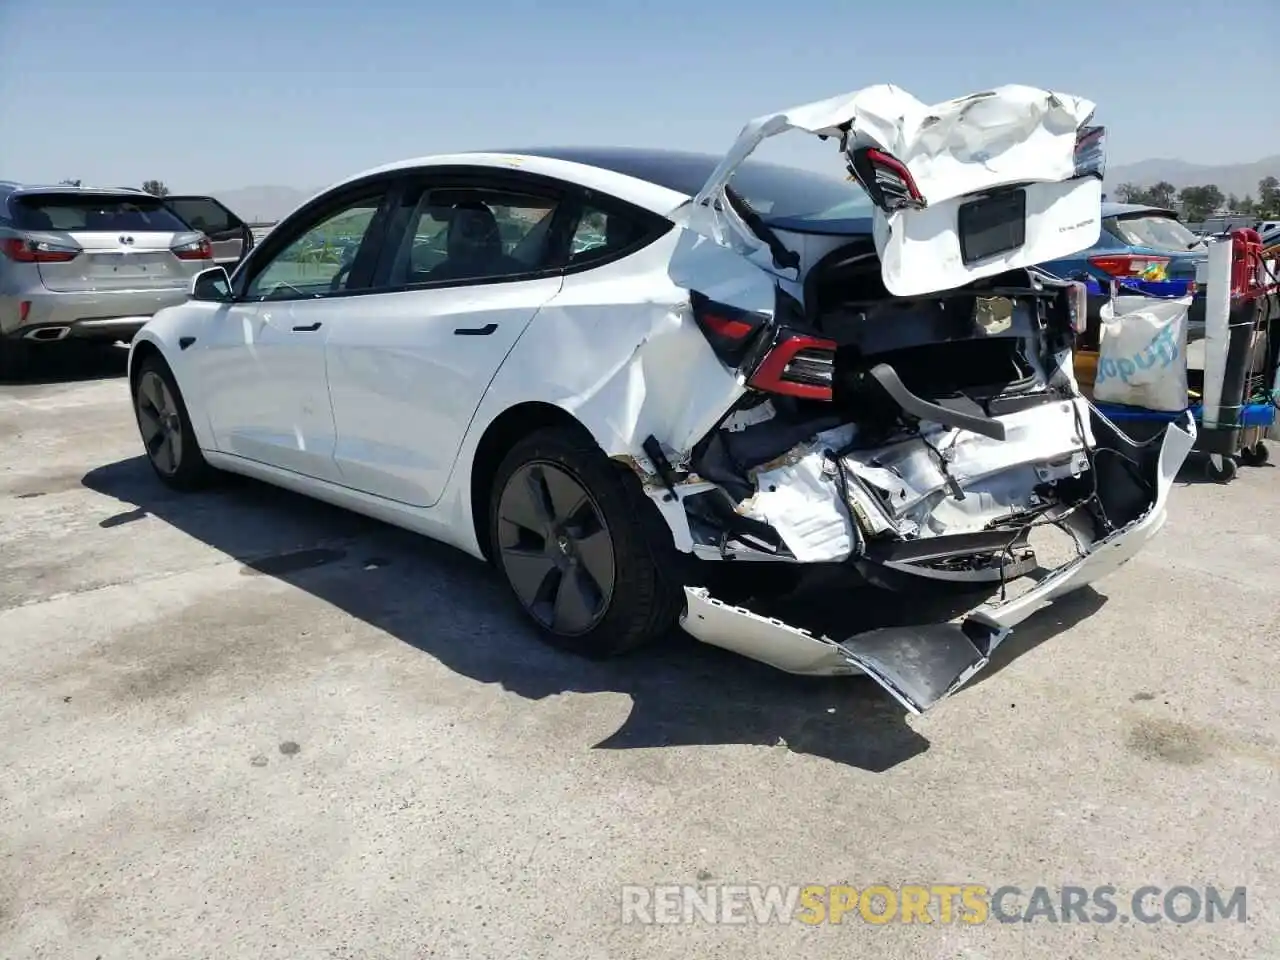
[{"xmin": 2, "ymin": 0, "xmax": 1277, "ymax": 193}]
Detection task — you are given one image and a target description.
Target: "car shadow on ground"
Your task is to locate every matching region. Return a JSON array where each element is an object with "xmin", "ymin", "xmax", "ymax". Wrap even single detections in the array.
[
  {"xmin": 0, "ymin": 343, "xmax": 128, "ymax": 386},
  {"xmin": 83, "ymin": 456, "xmax": 1103, "ymax": 772}
]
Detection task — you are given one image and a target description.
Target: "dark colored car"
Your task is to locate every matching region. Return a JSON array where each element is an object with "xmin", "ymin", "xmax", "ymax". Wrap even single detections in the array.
[
  {"xmin": 1038, "ymin": 202, "xmax": 1207, "ymax": 346},
  {"xmin": 161, "ymin": 196, "xmax": 255, "ymax": 272}
]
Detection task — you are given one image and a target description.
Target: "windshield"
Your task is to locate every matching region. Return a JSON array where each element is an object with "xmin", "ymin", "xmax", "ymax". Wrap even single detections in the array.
[
  {"xmin": 11, "ymin": 193, "xmax": 191, "ymax": 233},
  {"xmin": 1111, "ymin": 214, "xmax": 1201, "ymax": 251},
  {"xmin": 728, "ymin": 160, "xmax": 873, "ymax": 227}
]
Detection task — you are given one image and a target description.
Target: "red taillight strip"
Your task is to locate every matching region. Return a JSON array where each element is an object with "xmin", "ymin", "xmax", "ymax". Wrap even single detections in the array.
[
  {"xmin": 1088, "ymin": 254, "xmax": 1171, "ymax": 277},
  {"xmin": 865, "ymin": 148, "xmax": 924, "ymax": 202},
  {"xmin": 0, "ymin": 237, "xmax": 79, "ymax": 263},
  {"xmin": 748, "ymin": 333, "xmax": 838, "ymax": 401},
  {"xmin": 700, "ymin": 312, "xmax": 755, "ymax": 340},
  {"xmin": 172, "ymin": 237, "xmax": 214, "ymax": 261}
]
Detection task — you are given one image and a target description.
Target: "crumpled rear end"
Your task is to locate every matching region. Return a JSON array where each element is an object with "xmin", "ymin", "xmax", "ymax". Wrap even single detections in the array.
[{"xmin": 679, "ymin": 409, "xmax": 1194, "ymax": 713}]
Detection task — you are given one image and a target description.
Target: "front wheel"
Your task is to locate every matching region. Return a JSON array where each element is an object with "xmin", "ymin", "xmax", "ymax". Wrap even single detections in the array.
[
  {"xmin": 488, "ymin": 426, "xmax": 684, "ymax": 657},
  {"xmin": 132, "ymin": 354, "xmax": 216, "ymax": 490}
]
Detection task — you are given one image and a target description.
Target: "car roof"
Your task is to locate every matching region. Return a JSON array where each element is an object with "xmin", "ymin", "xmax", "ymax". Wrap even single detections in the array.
[
  {"xmin": 0, "ymin": 181, "xmax": 156, "ymax": 201},
  {"xmin": 488, "ymin": 147, "xmax": 727, "ymax": 198},
  {"xmin": 333, "ymin": 149, "xmax": 700, "ymax": 218},
  {"xmin": 331, "ymin": 146, "xmax": 869, "ymax": 223}
]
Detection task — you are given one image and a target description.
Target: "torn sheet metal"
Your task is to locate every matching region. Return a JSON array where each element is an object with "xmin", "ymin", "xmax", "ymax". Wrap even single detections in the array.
[
  {"xmin": 737, "ymin": 445, "xmax": 857, "ymax": 563},
  {"xmin": 842, "ymin": 398, "xmax": 1094, "ymax": 533},
  {"xmin": 734, "ymin": 399, "xmax": 1093, "ymax": 559},
  {"xmin": 679, "ymin": 413, "xmax": 1195, "ymax": 713},
  {"xmin": 692, "ymin": 83, "xmax": 1103, "ymax": 296}
]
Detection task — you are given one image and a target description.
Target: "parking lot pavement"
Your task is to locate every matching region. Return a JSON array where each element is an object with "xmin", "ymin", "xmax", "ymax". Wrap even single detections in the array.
[{"xmin": 2, "ymin": 358, "xmax": 1278, "ymax": 960}]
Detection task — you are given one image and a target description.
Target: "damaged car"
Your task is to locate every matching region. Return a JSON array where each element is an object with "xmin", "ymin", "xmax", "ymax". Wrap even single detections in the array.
[{"xmin": 127, "ymin": 84, "xmax": 1195, "ymax": 714}]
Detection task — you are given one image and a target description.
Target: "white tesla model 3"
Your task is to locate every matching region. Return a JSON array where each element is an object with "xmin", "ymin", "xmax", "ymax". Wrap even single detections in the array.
[{"xmin": 127, "ymin": 84, "xmax": 1194, "ymax": 713}]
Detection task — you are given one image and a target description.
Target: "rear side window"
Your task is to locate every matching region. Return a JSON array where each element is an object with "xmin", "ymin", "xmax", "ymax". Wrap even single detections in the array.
[
  {"xmin": 12, "ymin": 194, "xmax": 191, "ymax": 233},
  {"xmin": 567, "ymin": 204, "xmax": 652, "ymax": 267},
  {"xmin": 1109, "ymin": 214, "xmax": 1200, "ymax": 251},
  {"xmin": 164, "ymin": 197, "xmax": 241, "ymax": 234}
]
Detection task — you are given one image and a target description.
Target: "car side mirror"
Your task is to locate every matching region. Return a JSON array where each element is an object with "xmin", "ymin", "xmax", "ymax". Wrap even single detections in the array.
[{"xmin": 191, "ymin": 266, "xmax": 232, "ymax": 302}]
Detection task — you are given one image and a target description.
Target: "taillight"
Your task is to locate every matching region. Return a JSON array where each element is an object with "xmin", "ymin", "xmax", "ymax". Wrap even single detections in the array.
[
  {"xmin": 172, "ymin": 237, "xmax": 213, "ymax": 261},
  {"xmin": 1088, "ymin": 254, "xmax": 1171, "ymax": 280},
  {"xmin": 846, "ymin": 146, "xmax": 926, "ymax": 212},
  {"xmin": 0, "ymin": 237, "xmax": 80, "ymax": 263},
  {"xmin": 747, "ymin": 331, "xmax": 838, "ymax": 401},
  {"xmin": 1067, "ymin": 281, "xmax": 1088, "ymax": 334},
  {"xmin": 1073, "ymin": 124, "xmax": 1106, "ymax": 180},
  {"xmin": 690, "ymin": 291, "xmax": 770, "ymax": 367}
]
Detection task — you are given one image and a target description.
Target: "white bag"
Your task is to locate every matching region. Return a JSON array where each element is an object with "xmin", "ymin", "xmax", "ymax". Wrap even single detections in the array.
[{"xmin": 1093, "ymin": 294, "xmax": 1191, "ymax": 412}]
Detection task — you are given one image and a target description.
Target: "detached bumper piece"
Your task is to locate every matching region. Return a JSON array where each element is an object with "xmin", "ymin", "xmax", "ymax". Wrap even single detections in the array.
[
  {"xmin": 678, "ymin": 412, "xmax": 1196, "ymax": 714},
  {"xmin": 836, "ymin": 619, "xmax": 1007, "ymax": 714}
]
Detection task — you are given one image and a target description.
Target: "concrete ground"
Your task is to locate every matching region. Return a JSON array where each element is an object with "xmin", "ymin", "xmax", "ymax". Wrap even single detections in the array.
[{"xmin": 2, "ymin": 350, "xmax": 1278, "ymax": 959}]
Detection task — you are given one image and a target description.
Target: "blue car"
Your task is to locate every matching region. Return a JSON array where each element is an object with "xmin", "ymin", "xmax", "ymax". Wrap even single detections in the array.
[{"xmin": 1038, "ymin": 202, "xmax": 1208, "ymax": 345}]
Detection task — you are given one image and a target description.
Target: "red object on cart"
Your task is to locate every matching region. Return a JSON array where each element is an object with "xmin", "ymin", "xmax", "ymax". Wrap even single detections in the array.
[{"xmin": 1229, "ymin": 228, "xmax": 1265, "ymax": 298}]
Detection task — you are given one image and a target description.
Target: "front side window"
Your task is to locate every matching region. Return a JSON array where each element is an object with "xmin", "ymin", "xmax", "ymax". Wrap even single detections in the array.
[
  {"xmin": 245, "ymin": 194, "xmax": 383, "ymax": 300},
  {"xmin": 388, "ymin": 186, "xmax": 558, "ymax": 285}
]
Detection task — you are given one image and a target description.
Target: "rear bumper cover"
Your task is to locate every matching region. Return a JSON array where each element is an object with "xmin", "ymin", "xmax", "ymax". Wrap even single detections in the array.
[
  {"xmin": 679, "ymin": 412, "xmax": 1196, "ymax": 713},
  {"xmin": 0, "ymin": 287, "xmax": 189, "ymax": 339}
]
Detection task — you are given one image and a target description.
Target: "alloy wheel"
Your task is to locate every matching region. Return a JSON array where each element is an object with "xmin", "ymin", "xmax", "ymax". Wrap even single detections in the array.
[
  {"xmin": 496, "ymin": 461, "xmax": 617, "ymax": 636},
  {"xmin": 136, "ymin": 371, "xmax": 184, "ymax": 476}
]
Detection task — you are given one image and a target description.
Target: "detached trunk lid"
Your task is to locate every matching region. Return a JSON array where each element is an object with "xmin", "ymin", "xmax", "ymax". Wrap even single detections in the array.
[
  {"xmin": 692, "ymin": 84, "xmax": 1105, "ymax": 297},
  {"xmin": 12, "ymin": 191, "xmax": 202, "ymax": 293}
]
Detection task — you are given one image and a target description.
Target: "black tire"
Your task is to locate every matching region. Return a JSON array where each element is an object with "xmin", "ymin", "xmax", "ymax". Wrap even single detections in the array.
[
  {"xmin": 132, "ymin": 353, "xmax": 216, "ymax": 491},
  {"xmin": 488, "ymin": 426, "xmax": 684, "ymax": 657},
  {"xmin": 1204, "ymin": 455, "xmax": 1238, "ymax": 483},
  {"xmin": 0, "ymin": 338, "xmax": 31, "ymax": 382},
  {"xmin": 1240, "ymin": 442, "xmax": 1270, "ymax": 467}
]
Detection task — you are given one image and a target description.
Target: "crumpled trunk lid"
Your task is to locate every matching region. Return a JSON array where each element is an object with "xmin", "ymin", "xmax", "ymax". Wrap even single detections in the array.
[{"xmin": 692, "ymin": 83, "xmax": 1105, "ymax": 297}]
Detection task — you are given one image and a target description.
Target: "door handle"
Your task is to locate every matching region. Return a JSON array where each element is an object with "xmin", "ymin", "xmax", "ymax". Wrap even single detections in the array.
[
  {"xmin": 292, "ymin": 322, "xmax": 322, "ymax": 332},
  {"xmin": 454, "ymin": 323, "xmax": 498, "ymax": 336}
]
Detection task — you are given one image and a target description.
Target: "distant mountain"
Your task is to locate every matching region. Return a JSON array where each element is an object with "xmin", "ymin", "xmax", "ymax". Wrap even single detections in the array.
[
  {"xmin": 211, "ymin": 185, "xmax": 318, "ymax": 223},
  {"xmin": 1105, "ymin": 156, "xmax": 1280, "ymax": 201}
]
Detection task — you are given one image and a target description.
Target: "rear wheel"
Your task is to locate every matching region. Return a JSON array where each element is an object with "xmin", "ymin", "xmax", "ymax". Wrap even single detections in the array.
[
  {"xmin": 0, "ymin": 338, "xmax": 30, "ymax": 381},
  {"xmin": 489, "ymin": 427, "xmax": 684, "ymax": 657},
  {"xmin": 132, "ymin": 354, "xmax": 215, "ymax": 490}
]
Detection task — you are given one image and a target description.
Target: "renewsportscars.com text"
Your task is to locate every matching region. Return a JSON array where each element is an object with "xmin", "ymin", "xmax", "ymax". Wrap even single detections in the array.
[{"xmin": 620, "ymin": 884, "xmax": 1248, "ymax": 925}]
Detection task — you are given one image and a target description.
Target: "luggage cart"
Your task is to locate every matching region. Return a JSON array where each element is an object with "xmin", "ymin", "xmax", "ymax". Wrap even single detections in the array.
[{"xmin": 1074, "ymin": 229, "xmax": 1279, "ymax": 483}]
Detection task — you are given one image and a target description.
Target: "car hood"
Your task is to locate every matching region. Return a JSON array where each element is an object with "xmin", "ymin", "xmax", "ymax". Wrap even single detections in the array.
[{"xmin": 692, "ymin": 83, "xmax": 1105, "ymax": 297}]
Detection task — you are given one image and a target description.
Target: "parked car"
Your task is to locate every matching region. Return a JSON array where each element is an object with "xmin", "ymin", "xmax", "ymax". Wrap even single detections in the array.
[
  {"xmin": 0, "ymin": 182, "xmax": 214, "ymax": 377},
  {"xmin": 126, "ymin": 84, "xmax": 1193, "ymax": 715},
  {"xmin": 1038, "ymin": 202, "xmax": 1208, "ymax": 348},
  {"xmin": 160, "ymin": 195, "xmax": 255, "ymax": 272}
]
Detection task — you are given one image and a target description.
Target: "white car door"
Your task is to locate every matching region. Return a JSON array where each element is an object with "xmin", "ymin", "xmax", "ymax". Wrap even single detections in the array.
[
  {"xmin": 194, "ymin": 182, "xmax": 394, "ymax": 482},
  {"xmin": 323, "ymin": 175, "xmax": 567, "ymax": 507}
]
